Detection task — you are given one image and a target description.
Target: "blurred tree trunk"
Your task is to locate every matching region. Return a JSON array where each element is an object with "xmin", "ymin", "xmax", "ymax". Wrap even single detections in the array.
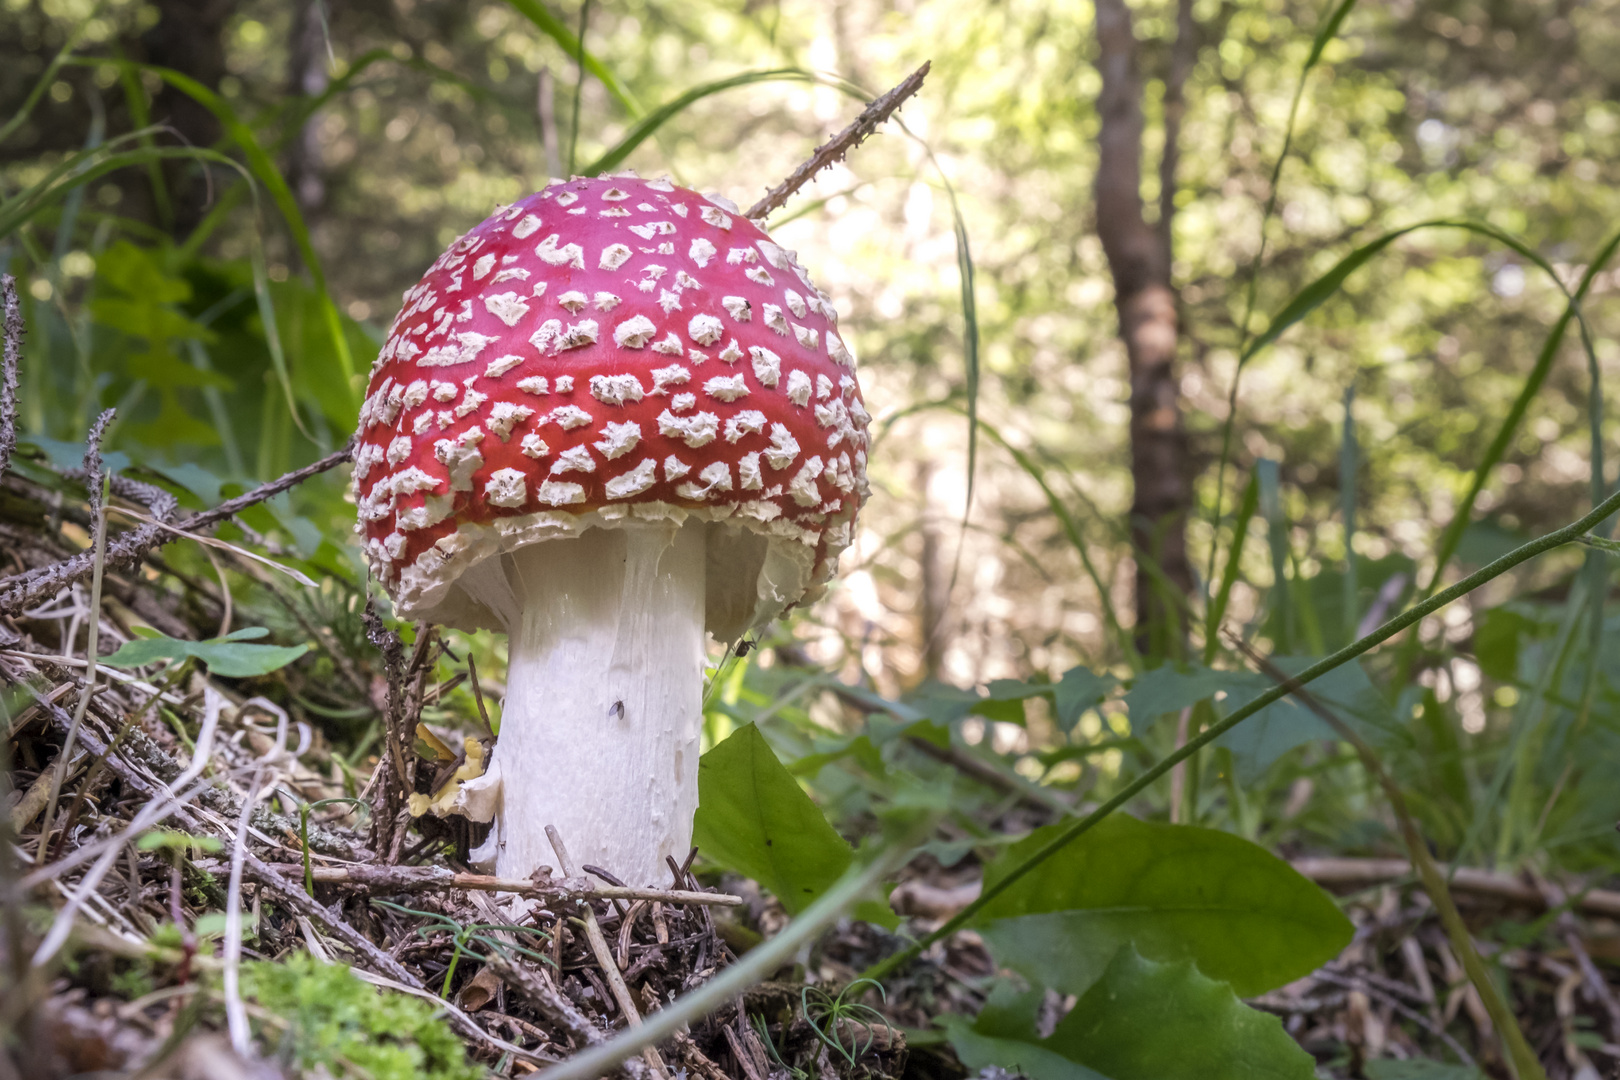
[
  {"xmin": 285, "ymin": 0, "xmax": 331, "ymax": 217},
  {"xmin": 140, "ymin": 0, "xmax": 234, "ymax": 235},
  {"xmin": 1093, "ymin": 0, "xmax": 1198, "ymax": 658}
]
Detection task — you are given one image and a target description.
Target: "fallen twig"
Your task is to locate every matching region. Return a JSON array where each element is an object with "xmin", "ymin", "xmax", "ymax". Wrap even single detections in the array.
[
  {"xmin": 33, "ymin": 416, "xmax": 114, "ymax": 872},
  {"xmin": 546, "ymin": 825, "xmax": 671, "ymax": 1080},
  {"xmin": 1294, "ymin": 858, "xmax": 1620, "ymax": 920},
  {"xmin": 266, "ymin": 861, "xmax": 743, "ymax": 907},
  {"xmin": 0, "ymin": 441, "xmax": 354, "ymax": 615},
  {"xmin": 482, "ymin": 948, "xmax": 604, "ymax": 1047},
  {"xmin": 745, "ymin": 62, "xmax": 930, "ymax": 221}
]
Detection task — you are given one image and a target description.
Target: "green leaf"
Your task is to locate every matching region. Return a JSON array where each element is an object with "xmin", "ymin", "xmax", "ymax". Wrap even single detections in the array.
[
  {"xmin": 941, "ymin": 951, "xmax": 1315, "ymax": 1080},
  {"xmin": 1052, "ymin": 666, "xmax": 1116, "ymax": 732},
  {"xmin": 102, "ymin": 626, "xmax": 308, "ymax": 678},
  {"xmin": 90, "ymin": 299, "xmax": 218, "ymax": 345},
  {"xmin": 1364, "ymin": 1062, "xmax": 1484, "ymax": 1080},
  {"xmin": 1048, "ymin": 948, "xmax": 1317, "ymax": 1080},
  {"xmin": 96, "ymin": 240, "xmax": 191, "ymax": 302},
  {"xmin": 1216, "ymin": 657, "xmax": 1401, "ymax": 782},
  {"xmin": 975, "ymin": 814, "xmax": 1351, "ymax": 997},
  {"xmin": 1121, "ymin": 663, "xmax": 1234, "ymax": 724},
  {"xmin": 1475, "ymin": 606, "xmax": 1535, "ymax": 683},
  {"xmin": 694, "ymin": 723, "xmax": 895, "ymax": 927}
]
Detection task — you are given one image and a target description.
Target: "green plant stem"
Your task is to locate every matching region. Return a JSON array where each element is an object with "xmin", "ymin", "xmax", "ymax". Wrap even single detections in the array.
[
  {"xmin": 1229, "ymin": 641, "xmax": 1545, "ymax": 1080},
  {"xmin": 860, "ymin": 482, "xmax": 1620, "ymax": 986}
]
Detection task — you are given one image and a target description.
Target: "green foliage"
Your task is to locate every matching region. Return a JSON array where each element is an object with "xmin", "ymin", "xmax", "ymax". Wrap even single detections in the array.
[
  {"xmin": 694, "ymin": 723, "xmax": 896, "ymax": 927},
  {"xmin": 801, "ymin": 979, "xmax": 892, "ymax": 1067},
  {"xmin": 101, "ymin": 626, "xmax": 310, "ymax": 677},
  {"xmin": 941, "ymin": 949, "xmax": 1316, "ymax": 1080},
  {"xmin": 241, "ymin": 953, "xmax": 481, "ymax": 1080},
  {"xmin": 974, "ymin": 814, "xmax": 1352, "ymax": 998}
]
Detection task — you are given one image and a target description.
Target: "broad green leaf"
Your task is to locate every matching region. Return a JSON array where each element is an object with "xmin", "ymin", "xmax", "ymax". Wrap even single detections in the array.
[
  {"xmin": 976, "ymin": 814, "xmax": 1351, "ymax": 997},
  {"xmin": 1217, "ymin": 657, "xmax": 1405, "ymax": 782},
  {"xmin": 1364, "ymin": 1061, "xmax": 1484, "ymax": 1080},
  {"xmin": 1048, "ymin": 948, "xmax": 1316, "ymax": 1080},
  {"xmin": 1052, "ymin": 666, "xmax": 1116, "ymax": 732},
  {"xmin": 96, "ymin": 240, "xmax": 191, "ymax": 302},
  {"xmin": 90, "ymin": 299, "xmax": 218, "ymax": 345},
  {"xmin": 1121, "ymin": 663, "xmax": 1237, "ymax": 724},
  {"xmin": 941, "ymin": 952, "xmax": 1314, "ymax": 1080},
  {"xmin": 900, "ymin": 680, "xmax": 982, "ymax": 725},
  {"xmin": 23, "ymin": 435, "xmax": 131, "ymax": 475},
  {"xmin": 1475, "ymin": 606, "xmax": 1536, "ymax": 683},
  {"xmin": 694, "ymin": 723, "xmax": 895, "ymax": 927},
  {"xmin": 102, "ymin": 626, "xmax": 309, "ymax": 678}
]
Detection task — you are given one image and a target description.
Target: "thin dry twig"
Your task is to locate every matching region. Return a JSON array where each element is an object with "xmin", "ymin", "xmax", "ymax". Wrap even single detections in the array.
[
  {"xmin": 1312, "ymin": 968, "xmax": 1478, "ymax": 1068},
  {"xmin": 33, "ymin": 414, "xmax": 115, "ymax": 871},
  {"xmin": 482, "ymin": 949, "xmax": 604, "ymax": 1047},
  {"xmin": 745, "ymin": 62, "xmax": 930, "ymax": 221},
  {"xmin": 272, "ymin": 862, "xmax": 742, "ymax": 906},
  {"xmin": 546, "ymin": 826, "xmax": 671, "ymax": 1080},
  {"xmin": 0, "ymin": 440, "xmax": 354, "ymax": 615},
  {"xmin": 0, "ymin": 274, "xmax": 20, "ymax": 480}
]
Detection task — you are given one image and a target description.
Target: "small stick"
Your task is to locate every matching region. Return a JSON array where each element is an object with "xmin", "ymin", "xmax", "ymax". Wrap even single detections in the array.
[
  {"xmin": 0, "ymin": 440, "xmax": 354, "ymax": 615},
  {"xmin": 268, "ymin": 862, "xmax": 743, "ymax": 906},
  {"xmin": 482, "ymin": 948, "xmax": 603, "ymax": 1048},
  {"xmin": 34, "ymin": 416, "xmax": 114, "ymax": 870},
  {"xmin": 745, "ymin": 61, "xmax": 931, "ymax": 221},
  {"xmin": 546, "ymin": 826, "xmax": 671, "ymax": 1080},
  {"xmin": 0, "ymin": 273, "xmax": 20, "ymax": 479}
]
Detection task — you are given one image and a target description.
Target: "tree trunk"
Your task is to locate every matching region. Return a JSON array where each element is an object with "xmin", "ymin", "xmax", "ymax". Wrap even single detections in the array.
[
  {"xmin": 1092, "ymin": 0, "xmax": 1197, "ymax": 658},
  {"xmin": 140, "ymin": 0, "xmax": 234, "ymax": 235},
  {"xmin": 285, "ymin": 0, "xmax": 331, "ymax": 216}
]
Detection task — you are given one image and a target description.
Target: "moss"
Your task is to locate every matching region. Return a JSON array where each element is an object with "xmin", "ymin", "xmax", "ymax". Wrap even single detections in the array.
[{"xmin": 242, "ymin": 953, "xmax": 482, "ymax": 1080}]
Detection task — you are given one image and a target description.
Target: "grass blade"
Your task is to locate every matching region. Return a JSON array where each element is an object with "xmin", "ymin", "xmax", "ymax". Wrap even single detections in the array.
[
  {"xmin": 90, "ymin": 61, "xmax": 360, "ymax": 409},
  {"xmin": 974, "ymin": 417, "xmax": 1126, "ymax": 654},
  {"xmin": 1340, "ymin": 383, "xmax": 1358, "ymax": 646},
  {"xmin": 503, "ymin": 0, "xmax": 643, "ymax": 118},
  {"xmin": 0, "ymin": 2, "xmax": 106, "ymax": 147},
  {"xmin": 1202, "ymin": 471, "xmax": 1260, "ymax": 664},
  {"xmin": 1207, "ymin": 0, "xmax": 1361, "ymax": 593},
  {"xmin": 581, "ymin": 69, "xmax": 817, "ymax": 176},
  {"xmin": 1258, "ymin": 459, "xmax": 1290, "ymax": 652},
  {"xmin": 0, "ymin": 140, "xmax": 242, "ymax": 240}
]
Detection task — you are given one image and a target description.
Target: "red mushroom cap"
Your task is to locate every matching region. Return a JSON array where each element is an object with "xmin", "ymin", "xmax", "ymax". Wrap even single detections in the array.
[{"xmin": 354, "ymin": 175, "xmax": 870, "ymax": 633}]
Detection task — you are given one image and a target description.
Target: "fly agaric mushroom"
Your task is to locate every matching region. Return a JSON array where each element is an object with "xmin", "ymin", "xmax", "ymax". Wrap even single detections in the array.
[{"xmin": 354, "ymin": 174, "xmax": 870, "ymax": 887}]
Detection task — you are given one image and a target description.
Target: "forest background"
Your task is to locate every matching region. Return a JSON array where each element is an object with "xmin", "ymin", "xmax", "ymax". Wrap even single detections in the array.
[{"xmin": 7, "ymin": 0, "xmax": 1620, "ymax": 1077}]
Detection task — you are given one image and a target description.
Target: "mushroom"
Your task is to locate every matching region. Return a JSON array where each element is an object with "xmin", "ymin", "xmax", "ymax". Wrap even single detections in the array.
[{"xmin": 353, "ymin": 175, "xmax": 871, "ymax": 887}]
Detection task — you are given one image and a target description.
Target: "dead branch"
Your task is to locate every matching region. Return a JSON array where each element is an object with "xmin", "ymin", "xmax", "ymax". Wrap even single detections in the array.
[
  {"xmin": 482, "ymin": 949, "xmax": 605, "ymax": 1047},
  {"xmin": 265, "ymin": 862, "xmax": 743, "ymax": 906},
  {"xmin": 547, "ymin": 826, "xmax": 671, "ymax": 1080},
  {"xmin": 0, "ymin": 441, "xmax": 354, "ymax": 616},
  {"xmin": 1294, "ymin": 858, "xmax": 1620, "ymax": 920},
  {"xmin": 745, "ymin": 62, "xmax": 930, "ymax": 221},
  {"xmin": 0, "ymin": 274, "xmax": 20, "ymax": 480}
]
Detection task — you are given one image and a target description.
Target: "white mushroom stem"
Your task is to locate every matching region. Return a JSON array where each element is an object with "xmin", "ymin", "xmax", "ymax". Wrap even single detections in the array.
[{"xmin": 458, "ymin": 521, "xmax": 707, "ymax": 888}]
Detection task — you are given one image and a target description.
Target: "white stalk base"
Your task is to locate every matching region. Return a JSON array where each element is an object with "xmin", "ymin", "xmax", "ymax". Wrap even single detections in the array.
[{"xmin": 459, "ymin": 521, "xmax": 707, "ymax": 889}]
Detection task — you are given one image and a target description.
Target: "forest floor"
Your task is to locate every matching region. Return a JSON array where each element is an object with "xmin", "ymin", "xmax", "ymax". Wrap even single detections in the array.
[{"xmin": 7, "ymin": 448, "xmax": 1620, "ymax": 1080}]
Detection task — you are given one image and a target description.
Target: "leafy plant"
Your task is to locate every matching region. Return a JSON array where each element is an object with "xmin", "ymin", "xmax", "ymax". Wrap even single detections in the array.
[
  {"xmin": 801, "ymin": 978, "xmax": 893, "ymax": 1067},
  {"xmin": 101, "ymin": 626, "xmax": 310, "ymax": 678}
]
